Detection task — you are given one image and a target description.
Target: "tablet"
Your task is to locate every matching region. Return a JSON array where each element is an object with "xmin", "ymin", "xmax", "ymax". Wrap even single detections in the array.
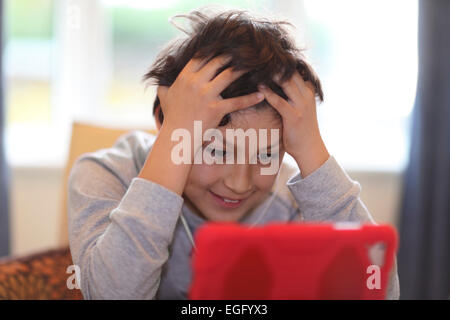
[{"xmin": 189, "ymin": 222, "xmax": 397, "ymax": 300}]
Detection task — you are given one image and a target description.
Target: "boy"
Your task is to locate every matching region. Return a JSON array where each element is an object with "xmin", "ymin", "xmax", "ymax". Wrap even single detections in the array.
[{"xmin": 68, "ymin": 8, "xmax": 400, "ymax": 299}]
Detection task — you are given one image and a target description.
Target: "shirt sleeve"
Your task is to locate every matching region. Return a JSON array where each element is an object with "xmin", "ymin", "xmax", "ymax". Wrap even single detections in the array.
[
  {"xmin": 68, "ymin": 158, "xmax": 183, "ymax": 299},
  {"xmin": 286, "ymin": 155, "xmax": 400, "ymax": 299}
]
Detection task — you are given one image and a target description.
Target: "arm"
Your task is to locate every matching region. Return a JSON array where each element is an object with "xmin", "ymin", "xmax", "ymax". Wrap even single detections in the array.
[
  {"xmin": 286, "ymin": 156, "xmax": 374, "ymax": 223},
  {"xmin": 68, "ymin": 154, "xmax": 184, "ymax": 299},
  {"xmin": 259, "ymin": 73, "xmax": 399, "ymax": 299}
]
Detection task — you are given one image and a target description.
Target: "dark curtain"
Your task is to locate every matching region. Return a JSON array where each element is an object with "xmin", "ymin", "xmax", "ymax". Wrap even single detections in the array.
[
  {"xmin": 0, "ymin": 0, "xmax": 10, "ymax": 257},
  {"xmin": 398, "ymin": 0, "xmax": 450, "ymax": 300}
]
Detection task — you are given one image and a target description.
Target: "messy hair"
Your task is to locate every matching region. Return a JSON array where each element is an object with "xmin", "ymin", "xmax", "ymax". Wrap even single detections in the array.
[{"xmin": 143, "ymin": 7, "xmax": 324, "ymax": 126}]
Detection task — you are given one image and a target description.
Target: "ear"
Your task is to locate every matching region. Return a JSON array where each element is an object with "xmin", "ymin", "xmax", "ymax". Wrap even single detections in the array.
[
  {"xmin": 155, "ymin": 104, "xmax": 162, "ymax": 131},
  {"xmin": 155, "ymin": 85, "xmax": 169, "ymax": 132}
]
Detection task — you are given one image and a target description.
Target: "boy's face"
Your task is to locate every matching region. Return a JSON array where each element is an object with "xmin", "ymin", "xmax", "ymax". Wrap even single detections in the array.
[{"xmin": 182, "ymin": 108, "xmax": 285, "ymax": 222}]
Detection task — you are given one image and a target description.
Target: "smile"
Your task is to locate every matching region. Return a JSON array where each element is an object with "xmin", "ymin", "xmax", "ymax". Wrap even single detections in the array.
[{"xmin": 209, "ymin": 191, "xmax": 247, "ymax": 209}]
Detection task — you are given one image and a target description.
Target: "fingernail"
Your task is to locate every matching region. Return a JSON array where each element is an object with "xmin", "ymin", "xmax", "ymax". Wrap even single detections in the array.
[{"xmin": 256, "ymin": 92, "xmax": 264, "ymax": 99}]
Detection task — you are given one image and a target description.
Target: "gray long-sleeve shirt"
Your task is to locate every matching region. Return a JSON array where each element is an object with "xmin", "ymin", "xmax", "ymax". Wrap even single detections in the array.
[{"xmin": 67, "ymin": 130, "xmax": 400, "ymax": 300}]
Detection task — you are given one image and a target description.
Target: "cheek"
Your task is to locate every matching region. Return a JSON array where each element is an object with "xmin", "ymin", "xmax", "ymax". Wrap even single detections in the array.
[
  {"xmin": 252, "ymin": 173, "xmax": 278, "ymax": 192},
  {"xmin": 187, "ymin": 163, "xmax": 225, "ymax": 188},
  {"xmin": 252, "ymin": 151, "xmax": 285, "ymax": 191}
]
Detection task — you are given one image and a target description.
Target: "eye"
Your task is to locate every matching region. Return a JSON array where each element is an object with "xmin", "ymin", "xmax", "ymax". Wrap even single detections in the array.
[
  {"xmin": 213, "ymin": 149, "xmax": 226, "ymax": 158},
  {"xmin": 206, "ymin": 146, "xmax": 226, "ymax": 158},
  {"xmin": 258, "ymin": 153, "xmax": 272, "ymax": 162},
  {"xmin": 258, "ymin": 152, "xmax": 278, "ymax": 164}
]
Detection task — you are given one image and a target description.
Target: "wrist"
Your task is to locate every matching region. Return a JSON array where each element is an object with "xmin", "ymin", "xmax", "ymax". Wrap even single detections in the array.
[
  {"xmin": 138, "ymin": 126, "xmax": 193, "ymax": 195},
  {"xmin": 292, "ymin": 137, "xmax": 330, "ymax": 178}
]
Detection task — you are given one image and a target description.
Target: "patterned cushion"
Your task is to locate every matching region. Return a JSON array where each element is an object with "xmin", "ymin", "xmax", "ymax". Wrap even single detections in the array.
[{"xmin": 0, "ymin": 247, "xmax": 83, "ymax": 300}]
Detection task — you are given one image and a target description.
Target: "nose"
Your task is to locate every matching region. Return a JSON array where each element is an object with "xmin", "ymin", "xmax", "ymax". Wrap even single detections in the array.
[{"xmin": 223, "ymin": 164, "xmax": 254, "ymax": 195}]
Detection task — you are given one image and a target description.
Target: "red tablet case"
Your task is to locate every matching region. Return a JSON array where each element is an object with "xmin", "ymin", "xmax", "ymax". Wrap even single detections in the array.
[{"xmin": 189, "ymin": 223, "xmax": 397, "ymax": 300}]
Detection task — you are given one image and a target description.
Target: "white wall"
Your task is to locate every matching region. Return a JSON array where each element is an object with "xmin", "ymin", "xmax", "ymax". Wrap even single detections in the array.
[
  {"xmin": 8, "ymin": 165, "xmax": 404, "ymax": 257},
  {"xmin": 10, "ymin": 166, "xmax": 64, "ymax": 256},
  {"xmin": 349, "ymin": 170, "xmax": 403, "ymax": 226}
]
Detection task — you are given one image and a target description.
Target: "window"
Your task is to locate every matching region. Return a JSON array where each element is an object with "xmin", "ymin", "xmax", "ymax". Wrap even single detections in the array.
[
  {"xmin": 303, "ymin": 0, "xmax": 418, "ymax": 171},
  {"xmin": 99, "ymin": 0, "xmax": 272, "ymax": 125},
  {"xmin": 4, "ymin": 0, "xmax": 417, "ymax": 171},
  {"xmin": 4, "ymin": 0, "xmax": 55, "ymax": 166}
]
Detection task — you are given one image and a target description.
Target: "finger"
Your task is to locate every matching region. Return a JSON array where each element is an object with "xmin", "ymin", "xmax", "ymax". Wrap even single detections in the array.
[
  {"xmin": 258, "ymin": 84, "xmax": 292, "ymax": 119},
  {"xmin": 179, "ymin": 56, "xmax": 208, "ymax": 77},
  {"xmin": 208, "ymin": 67, "xmax": 248, "ymax": 96},
  {"xmin": 273, "ymin": 73, "xmax": 303, "ymax": 104},
  {"xmin": 196, "ymin": 54, "xmax": 232, "ymax": 82},
  {"xmin": 217, "ymin": 92, "xmax": 264, "ymax": 114},
  {"xmin": 292, "ymin": 71, "xmax": 315, "ymax": 97}
]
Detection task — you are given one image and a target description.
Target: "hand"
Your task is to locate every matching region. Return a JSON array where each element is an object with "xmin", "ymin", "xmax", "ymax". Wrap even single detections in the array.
[
  {"xmin": 258, "ymin": 71, "xmax": 329, "ymax": 177},
  {"xmin": 157, "ymin": 55, "xmax": 264, "ymax": 134}
]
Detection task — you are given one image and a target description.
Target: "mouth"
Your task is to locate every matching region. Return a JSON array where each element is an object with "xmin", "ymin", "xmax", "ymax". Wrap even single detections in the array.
[{"xmin": 209, "ymin": 190, "xmax": 248, "ymax": 209}]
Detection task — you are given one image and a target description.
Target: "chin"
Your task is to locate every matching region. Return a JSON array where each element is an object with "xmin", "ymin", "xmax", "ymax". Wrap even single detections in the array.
[{"xmin": 202, "ymin": 208, "xmax": 248, "ymax": 223}]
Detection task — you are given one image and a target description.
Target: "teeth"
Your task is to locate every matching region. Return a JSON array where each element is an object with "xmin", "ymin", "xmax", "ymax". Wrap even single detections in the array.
[{"xmin": 223, "ymin": 198, "xmax": 239, "ymax": 203}]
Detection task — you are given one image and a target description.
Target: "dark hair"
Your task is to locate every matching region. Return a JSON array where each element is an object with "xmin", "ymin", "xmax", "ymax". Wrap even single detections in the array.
[{"xmin": 143, "ymin": 7, "xmax": 324, "ymax": 126}]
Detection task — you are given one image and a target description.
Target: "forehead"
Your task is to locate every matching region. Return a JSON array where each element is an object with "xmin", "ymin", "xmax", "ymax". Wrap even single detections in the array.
[
  {"xmin": 221, "ymin": 107, "xmax": 282, "ymax": 132},
  {"xmin": 211, "ymin": 108, "xmax": 282, "ymax": 148}
]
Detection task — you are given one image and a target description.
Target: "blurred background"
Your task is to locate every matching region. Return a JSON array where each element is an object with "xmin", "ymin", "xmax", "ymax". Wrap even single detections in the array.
[{"xmin": 0, "ymin": 0, "xmax": 448, "ymax": 299}]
